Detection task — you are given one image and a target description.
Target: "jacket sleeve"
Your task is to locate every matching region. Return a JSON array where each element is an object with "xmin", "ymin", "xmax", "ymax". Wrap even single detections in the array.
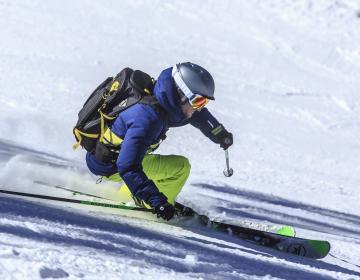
[
  {"xmin": 189, "ymin": 108, "xmax": 224, "ymax": 144},
  {"xmin": 116, "ymin": 115, "xmax": 168, "ymax": 208}
]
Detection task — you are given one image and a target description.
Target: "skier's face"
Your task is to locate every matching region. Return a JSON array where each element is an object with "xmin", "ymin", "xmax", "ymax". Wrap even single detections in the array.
[{"xmin": 181, "ymin": 102, "xmax": 194, "ymax": 119}]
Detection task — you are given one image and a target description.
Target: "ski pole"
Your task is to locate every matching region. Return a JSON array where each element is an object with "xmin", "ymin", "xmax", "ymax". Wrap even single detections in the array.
[
  {"xmin": 223, "ymin": 149, "xmax": 234, "ymax": 177},
  {"xmin": 0, "ymin": 188, "xmax": 152, "ymax": 212}
]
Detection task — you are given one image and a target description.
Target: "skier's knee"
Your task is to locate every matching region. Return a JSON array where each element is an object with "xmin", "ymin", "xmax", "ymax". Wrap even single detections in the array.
[{"xmin": 180, "ymin": 156, "xmax": 191, "ymax": 176}]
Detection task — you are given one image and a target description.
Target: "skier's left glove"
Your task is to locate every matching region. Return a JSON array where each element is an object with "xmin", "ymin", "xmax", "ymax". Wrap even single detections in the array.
[
  {"xmin": 213, "ymin": 125, "xmax": 233, "ymax": 150},
  {"xmin": 153, "ymin": 202, "xmax": 175, "ymax": 221}
]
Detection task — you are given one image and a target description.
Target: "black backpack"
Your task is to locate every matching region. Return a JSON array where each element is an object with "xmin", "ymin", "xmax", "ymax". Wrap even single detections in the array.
[{"xmin": 73, "ymin": 67, "xmax": 158, "ymax": 153}]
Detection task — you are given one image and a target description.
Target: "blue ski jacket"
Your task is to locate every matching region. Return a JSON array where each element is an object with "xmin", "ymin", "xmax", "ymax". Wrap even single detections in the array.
[{"xmin": 86, "ymin": 67, "xmax": 222, "ymax": 207}]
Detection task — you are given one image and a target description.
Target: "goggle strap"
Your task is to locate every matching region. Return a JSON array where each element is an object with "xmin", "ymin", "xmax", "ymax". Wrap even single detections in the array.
[{"xmin": 172, "ymin": 66, "xmax": 195, "ymax": 100}]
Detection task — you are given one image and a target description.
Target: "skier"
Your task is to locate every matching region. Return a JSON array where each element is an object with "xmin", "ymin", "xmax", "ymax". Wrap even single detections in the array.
[{"xmin": 85, "ymin": 62, "xmax": 233, "ymax": 220}]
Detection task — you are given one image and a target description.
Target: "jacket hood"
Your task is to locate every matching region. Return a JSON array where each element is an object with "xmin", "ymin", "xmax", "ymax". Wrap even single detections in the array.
[{"xmin": 153, "ymin": 67, "xmax": 187, "ymax": 125}]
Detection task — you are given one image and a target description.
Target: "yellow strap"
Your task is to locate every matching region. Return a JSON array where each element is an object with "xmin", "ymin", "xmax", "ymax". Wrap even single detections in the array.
[
  {"xmin": 102, "ymin": 126, "xmax": 159, "ymax": 152},
  {"xmin": 73, "ymin": 110, "xmax": 116, "ymax": 150},
  {"xmin": 102, "ymin": 127, "xmax": 124, "ymax": 146},
  {"xmin": 98, "ymin": 124, "xmax": 162, "ymax": 154},
  {"xmin": 72, "ymin": 128, "xmax": 99, "ymax": 150},
  {"xmin": 99, "ymin": 111, "xmax": 116, "ymax": 143}
]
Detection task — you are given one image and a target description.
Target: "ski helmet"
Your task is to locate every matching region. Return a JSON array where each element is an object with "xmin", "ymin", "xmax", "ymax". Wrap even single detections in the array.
[{"xmin": 172, "ymin": 62, "xmax": 215, "ymax": 101}]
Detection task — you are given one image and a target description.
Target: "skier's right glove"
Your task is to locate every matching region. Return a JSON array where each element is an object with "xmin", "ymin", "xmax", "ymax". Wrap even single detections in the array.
[
  {"xmin": 212, "ymin": 125, "xmax": 233, "ymax": 150},
  {"xmin": 153, "ymin": 202, "xmax": 175, "ymax": 221}
]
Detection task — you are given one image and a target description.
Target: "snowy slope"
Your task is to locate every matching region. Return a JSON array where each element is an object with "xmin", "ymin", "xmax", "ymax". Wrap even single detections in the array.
[{"xmin": 1, "ymin": 0, "xmax": 360, "ymax": 279}]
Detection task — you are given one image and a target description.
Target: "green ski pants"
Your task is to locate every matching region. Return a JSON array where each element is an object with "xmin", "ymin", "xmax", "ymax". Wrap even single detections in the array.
[{"xmin": 106, "ymin": 154, "xmax": 191, "ymax": 206}]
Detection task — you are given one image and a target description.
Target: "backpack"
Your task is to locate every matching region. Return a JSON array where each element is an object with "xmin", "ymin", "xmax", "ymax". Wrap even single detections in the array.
[{"xmin": 73, "ymin": 67, "xmax": 159, "ymax": 153}]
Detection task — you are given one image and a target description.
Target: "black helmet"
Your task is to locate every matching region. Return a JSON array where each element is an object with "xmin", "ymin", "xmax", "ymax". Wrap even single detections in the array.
[{"xmin": 172, "ymin": 62, "xmax": 215, "ymax": 100}]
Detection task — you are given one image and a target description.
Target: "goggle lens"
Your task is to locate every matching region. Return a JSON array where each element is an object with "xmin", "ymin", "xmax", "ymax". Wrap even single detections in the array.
[{"xmin": 191, "ymin": 96, "xmax": 209, "ymax": 110}]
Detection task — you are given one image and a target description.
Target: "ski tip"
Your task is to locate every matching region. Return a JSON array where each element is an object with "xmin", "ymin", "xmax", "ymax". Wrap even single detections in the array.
[{"xmin": 308, "ymin": 240, "xmax": 331, "ymax": 259}]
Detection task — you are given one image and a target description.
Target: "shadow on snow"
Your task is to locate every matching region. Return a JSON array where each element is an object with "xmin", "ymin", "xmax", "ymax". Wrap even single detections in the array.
[{"xmin": 0, "ymin": 196, "xmax": 359, "ymax": 279}]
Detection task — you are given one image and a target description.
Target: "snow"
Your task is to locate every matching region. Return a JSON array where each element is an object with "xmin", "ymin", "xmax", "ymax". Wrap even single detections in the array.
[{"xmin": 1, "ymin": 0, "xmax": 360, "ymax": 279}]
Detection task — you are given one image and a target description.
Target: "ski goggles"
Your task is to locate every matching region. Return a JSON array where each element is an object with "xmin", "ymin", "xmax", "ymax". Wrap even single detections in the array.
[
  {"xmin": 175, "ymin": 85, "xmax": 209, "ymax": 111},
  {"xmin": 172, "ymin": 66, "xmax": 210, "ymax": 111},
  {"xmin": 189, "ymin": 95, "xmax": 209, "ymax": 110}
]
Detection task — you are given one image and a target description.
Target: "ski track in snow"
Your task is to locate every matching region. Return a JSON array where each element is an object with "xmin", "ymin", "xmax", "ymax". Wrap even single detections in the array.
[{"xmin": 1, "ymin": 0, "xmax": 360, "ymax": 279}]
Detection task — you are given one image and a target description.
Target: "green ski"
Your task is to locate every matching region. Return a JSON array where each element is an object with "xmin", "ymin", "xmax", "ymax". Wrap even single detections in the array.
[{"xmin": 0, "ymin": 187, "xmax": 330, "ymax": 259}]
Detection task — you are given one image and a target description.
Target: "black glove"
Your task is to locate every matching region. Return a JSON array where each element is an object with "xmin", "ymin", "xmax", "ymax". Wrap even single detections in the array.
[
  {"xmin": 153, "ymin": 202, "xmax": 175, "ymax": 221},
  {"xmin": 214, "ymin": 126, "xmax": 233, "ymax": 150}
]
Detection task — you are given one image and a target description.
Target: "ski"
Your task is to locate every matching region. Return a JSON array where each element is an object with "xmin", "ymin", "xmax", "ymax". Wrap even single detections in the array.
[
  {"xmin": 175, "ymin": 203, "xmax": 330, "ymax": 259},
  {"xmin": 200, "ymin": 214, "xmax": 330, "ymax": 259},
  {"xmin": 0, "ymin": 187, "xmax": 330, "ymax": 259}
]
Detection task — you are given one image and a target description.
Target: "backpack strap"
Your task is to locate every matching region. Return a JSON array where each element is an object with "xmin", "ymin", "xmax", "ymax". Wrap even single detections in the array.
[
  {"xmin": 95, "ymin": 120, "xmax": 164, "ymax": 164},
  {"xmin": 72, "ymin": 129, "xmax": 99, "ymax": 150},
  {"xmin": 102, "ymin": 127, "xmax": 124, "ymax": 146},
  {"xmin": 98, "ymin": 110, "xmax": 116, "ymax": 143},
  {"xmin": 73, "ymin": 104, "xmax": 118, "ymax": 150}
]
